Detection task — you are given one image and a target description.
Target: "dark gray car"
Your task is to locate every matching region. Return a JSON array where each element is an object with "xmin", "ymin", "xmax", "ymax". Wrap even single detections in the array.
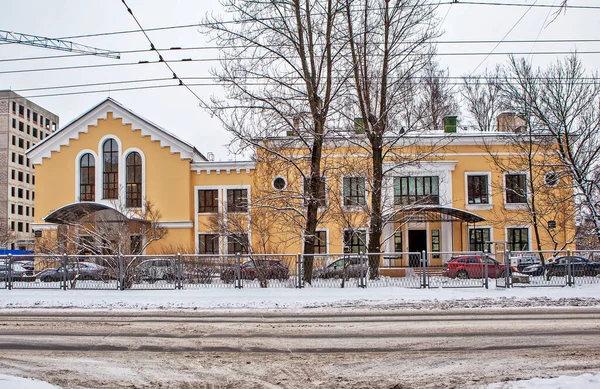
[{"xmin": 313, "ymin": 256, "xmax": 368, "ymax": 279}]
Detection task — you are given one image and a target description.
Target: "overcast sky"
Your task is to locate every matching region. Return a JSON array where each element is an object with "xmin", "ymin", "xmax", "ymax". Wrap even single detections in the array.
[{"xmin": 1, "ymin": 0, "xmax": 597, "ymax": 160}]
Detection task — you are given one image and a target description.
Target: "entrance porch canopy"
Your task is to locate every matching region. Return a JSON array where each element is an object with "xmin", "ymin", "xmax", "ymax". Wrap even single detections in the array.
[
  {"xmin": 43, "ymin": 202, "xmax": 144, "ymax": 224},
  {"xmin": 388, "ymin": 205, "xmax": 485, "ymax": 223}
]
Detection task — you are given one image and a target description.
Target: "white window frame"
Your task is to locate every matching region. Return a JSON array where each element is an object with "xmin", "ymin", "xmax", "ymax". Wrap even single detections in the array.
[
  {"xmin": 505, "ymin": 225, "xmax": 531, "ymax": 253},
  {"xmin": 342, "ymin": 228, "xmax": 368, "ymax": 254},
  {"xmin": 464, "ymin": 172, "xmax": 493, "ymax": 211},
  {"xmin": 467, "ymin": 225, "xmax": 494, "ymax": 253},
  {"xmin": 341, "ymin": 175, "xmax": 367, "ymax": 210},
  {"xmin": 74, "ymin": 149, "xmax": 98, "ymax": 202},
  {"xmin": 503, "ymin": 171, "xmax": 528, "ymax": 210},
  {"xmin": 123, "ymin": 148, "xmax": 146, "ymax": 211}
]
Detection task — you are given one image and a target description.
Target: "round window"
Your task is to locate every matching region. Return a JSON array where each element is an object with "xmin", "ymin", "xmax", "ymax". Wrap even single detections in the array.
[
  {"xmin": 544, "ymin": 172, "xmax": 558, "ymax": 187},
  {"xmin": 273, "ymin": 176, "xmax": 287, "ymax": 190}
]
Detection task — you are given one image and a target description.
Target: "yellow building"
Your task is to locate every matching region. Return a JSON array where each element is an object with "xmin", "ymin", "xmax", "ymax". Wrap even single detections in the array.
[{"xmin": 27, "ymin": 98, "xmax": 574, "ymax": 265}]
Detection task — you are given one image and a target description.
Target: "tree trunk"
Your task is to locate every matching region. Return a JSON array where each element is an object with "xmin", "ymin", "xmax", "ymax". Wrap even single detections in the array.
[{"xmin": 367, "ymin": 133, "xmax": 383, "ymax": 279}]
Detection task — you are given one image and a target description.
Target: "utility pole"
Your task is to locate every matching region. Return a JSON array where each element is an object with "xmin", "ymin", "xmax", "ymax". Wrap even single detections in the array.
[{"xmin": 0, "ymin": 29, "xmax": 120, "ymax": 59}]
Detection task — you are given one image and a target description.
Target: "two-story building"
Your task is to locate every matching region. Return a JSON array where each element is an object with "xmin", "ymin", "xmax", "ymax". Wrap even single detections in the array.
[{"xmin": 27, "ymin": 98, "xmax": 574, "ymax": 264}]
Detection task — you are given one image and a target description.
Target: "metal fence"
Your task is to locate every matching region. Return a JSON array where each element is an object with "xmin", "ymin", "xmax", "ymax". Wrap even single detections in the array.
[{"xmin": 1, "ymin": 250, "xmax": 599, "ymax": 290}]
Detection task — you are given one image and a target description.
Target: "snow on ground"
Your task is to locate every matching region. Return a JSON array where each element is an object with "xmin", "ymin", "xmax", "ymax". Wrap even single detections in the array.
[
  {"xmin": 487, "ymin": 373, "xmax": 600, "ymax": 389},
  {"xmin": 0, "ymin": 374, "xmax": 60, "ymax": 389},
  {"xmin": 1, "ymin": 283, "xmax": 599, "ymax": 311}
]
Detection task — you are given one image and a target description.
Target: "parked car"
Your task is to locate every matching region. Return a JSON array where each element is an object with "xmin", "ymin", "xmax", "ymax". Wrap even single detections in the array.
[
  {"xmin": 313, "ymin": 256, "xmax": 368, "ymax": 279},
  {"xmin": 220, "ymin": 259, "xmax": 289, "ymax": 283},
  {"xmin": 510, "ymin": 256, "xmax": 541, "ymax": 272},
  {"xmin": 521, "ymin": 263, "xmax": 545, "ymax": 277},
  {"xmin": 443, "ymin": 255, "xmax": 517, "ymax": 279},
  {"xmin": 39, "ymin": 261, "xmax": 108, "ymax": 282},
  {"xmin": 135, "ymin": 259, "xmax": 181, "ymax": 283},
  {"xmin": 547, "ymin": 256, "xmax": 600, "ymax": 277},
  {"xmin": 0, "ymin": 262, "xmax": 30, "ymax": 281}
]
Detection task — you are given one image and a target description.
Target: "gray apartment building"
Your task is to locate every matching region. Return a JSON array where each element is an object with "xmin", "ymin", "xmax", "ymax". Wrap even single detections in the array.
[{"xmin": 0, "ymin": 91, "xmax": 58, "ymax": 250}]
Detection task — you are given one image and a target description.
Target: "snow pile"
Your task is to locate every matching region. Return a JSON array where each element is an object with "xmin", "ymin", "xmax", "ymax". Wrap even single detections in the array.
[
  {"xmin": 487, "ymin": 373, "xmax": 600, "ymax": 388},
  {"xmin": 1, "ymin": 283, "xmax": 600, "ymax": 311},
  {"xmin": 0, "ymin": 374, "xmax": 60, "ymax": 389}
]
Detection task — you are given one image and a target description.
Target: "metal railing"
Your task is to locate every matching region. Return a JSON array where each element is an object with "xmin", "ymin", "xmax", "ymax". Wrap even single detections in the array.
[{"xmin": 2, "ymin": 250, "xmax": 599, "ymax": 290}]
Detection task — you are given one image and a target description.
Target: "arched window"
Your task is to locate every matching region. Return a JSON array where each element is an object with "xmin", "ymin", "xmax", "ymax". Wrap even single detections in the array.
[
  {"xmin": 79, "ymin": 153, "xmax": 95, "ymax": 201},
  {"xmin": 102, "ymin": 139, "xmax": 119, "ymax": 199},
  {"xmin": 126, "ymin": 152, "xmax": 142, "ymax": 208}
]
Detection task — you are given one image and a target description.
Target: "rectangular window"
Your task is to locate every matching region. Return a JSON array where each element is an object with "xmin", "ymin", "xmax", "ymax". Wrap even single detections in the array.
[
  {"xmin": 32, "ymin": 176, "xmax": 35, "ymax": 185},
  {"xmin": 431, "ymin": 229, "xmax": 440, "ymax": 258},
  {"xmin": 26, "ymin": 223, "xmax": 29, "ymax": 233},
  {"xmin": 198, "ymin": 189, "xmax": 218, "ymax": 213},
  {"xmin": 12, "ymin": 102, "xmax": 16, "ymax": 113},
  {"xmin": 343, "ymin": 229, "xmax": 367, "ymax": 254},
  {"xmin": 469, "ymin": 228, "xmax": 491, "ymax": 252},
  {"xmin": 10, "ymin": 204, "xmax": 14, "ymax": 214},
  {"xmin": 505, "ymin": 174, "xmax": 527, "ymax": 204},
  {"xmin": 17, "ymin": 222, "xmax": 23, "ymax": 232},
  {"xmin": 394, "ymin": 176, "xmax": 439, "ymax": 205},
  {"xmin": 227, "ymin": 233, "xmax": 249, "ymax": 254},
  {"xmin": 17, "ymin": 188, "xmax": 23, "ymax": 198},
  {"xmin": 17, "ymin": 155, "xmax": 23, "ymax": 165},
  {"xmin": 18, "ymin": 138, "xmax": 24, "ymax": 148},
  {"xmin": 10, "ymin": 170, "xmax": 15, "ymax": 180},
  {"xmin": 17, "ymin": 171, "xmax": 23, "ymax": 182},
  {"xmin": 11, "ymin": 119, "xmax": 15, "ymax": 129},
  {"xmin": 11, "ymin": 187, "xmax": 15, "ymax": 197},
  {"xmin": 343, "ymin": 177, "xmax": 366, "ymax": 206},
  {"xmin": 26, "ymin": 125, "xmax": 30, "ymax": 135},
  {"xmin": 467, "ymin": 175, "xmax": 489, "ymax": 204},
  {"xmin": 25, "ymin": 190, "xmax": 29, "ymax": 200},
  {"xmin": 32, "ymin": 112, "xmax": 38, "ymax": 123},
  {"xmin": 17, "ymin": 205, "xmax": 23, "ymax": 215},
  {"xmin": 303, "ymin": 177, "xmax": 327, "ymax": 207},
  {"xmin": 11, "ymin": 153, "xmax": 15, "ymax": 163},
  {"xmin": 394, "ymin": 231, "xmax": 403, "ymax": 253},
  {"xmin": 507, "ymin": 228, "xmax": 529, "ymax": 252},
  {"xmin": 227, "ymin": 189, "xmax": 248, "ymax": 212},
  {"xmin": 26, "ymin": 109, "xmax": 30, "ymax": 120},
  {"xmin": 10, "ymin": 221, "xmax": 14, "ymax": 231},
  {"xmin": 199, "ymin": 234, "xmax": 219, "ymax": 254},
  {"xmin": 18, "ymin": 122, "xmax": 24, "ymax": 132},
  {"xmin": 18, "ymin": 105, "xmax": 24, "ymax": 117},
  {"xmin": 314, "ymin": 230, "xmax": 328, "ymax": 254},
  {"xmin": 25, "ymin": 174, "xmax": 29, "ymax": 184},
  {"xmin": 33, "ymin": 128, "xmax": 38, "ymax": 138},
  {"xmin": 11, "ymin": 136, "xmax": 15, "ymax": 146},
  {"xmin": 25, "ymin": 207, "xmax": 29, "ymax": 216}
]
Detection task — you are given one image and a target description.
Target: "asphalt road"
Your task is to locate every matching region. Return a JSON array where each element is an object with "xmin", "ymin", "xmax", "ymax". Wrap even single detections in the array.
[{"xmin": 0, "ymin": 308, "xmax": 599, "ymax": 388}]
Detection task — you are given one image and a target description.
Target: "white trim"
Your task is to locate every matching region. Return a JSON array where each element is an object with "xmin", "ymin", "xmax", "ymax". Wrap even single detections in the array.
[
  {"xmin": 342, "ymin": 227, "xmax": 368, "ymax": 254},
  {"xmin": 464, "ymin": 171, "xmax": 493, "ymax": 211},
  {"xmin": 27, "ymin": 98, "xmax": 205, "ymax": 165},
  {"xmin": 155, "ymin": 221, "xmax": 194, "ymax": 229},
  {"xmin": 341, "ymin": 175, "xmax": 367, "ymax": 211},
  {"xmin": 74, "ymin": 149, "xmax": 98, "ymax": 202},
  {"xmin": 466, "ymin": 225, "xmax": 495, "ymax": 253},
  {"xmin": 502, "ymin": 171, "xmax": 528, "ymax": 210},
  {"xmin": 192, "ymin": 161, "xmax": 255, "ymax": 175},
  {"xmin": 122, "ymin": 147, "xmax": 146, "ymax": 211},
  {"xmin": 197, "ymin": 232, "xmax": 220, "ymax": 254},
  {"xmin": 98, "ymin": 135, "xmax": 122, "ymax": 206},
  {"xmin": 194, "ymin": 184, "xmax": 252, "ymax": 254},
  {"xmin": 505, "ymin": 225, "xmax": 532, "ymax": 252},
  {"xmin": 31, "ymin": 223, "xmax": 57, "ymax": 231},
  {"xmin": 272, "ymin": 176, "xmax": 287, "ymax": 191}
]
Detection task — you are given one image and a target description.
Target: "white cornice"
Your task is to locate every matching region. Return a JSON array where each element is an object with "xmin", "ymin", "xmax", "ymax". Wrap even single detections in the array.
[
  {"xmin": 191, "ymin": 161, "xmax": 255, "ymax": 175},
  {"xmin": 31, "ymin": 223, "xmax": 58, "ymax": 231},
  {"xmin": 27, "ymin": 98, "xmax": 206, "ymax": 165},
  {"xmin": 154, "ymin": 221, "xmax": 194, "ymax": 229}
]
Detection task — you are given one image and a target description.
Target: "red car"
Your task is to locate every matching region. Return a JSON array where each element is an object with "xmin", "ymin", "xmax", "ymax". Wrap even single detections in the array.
[
  {"xmin": 220, "ymin": 259, "xmax": 290, "ymax": 283},
  {"xmin": 443, "ymin": 256, "xmax": 517, "ymax": 279}
]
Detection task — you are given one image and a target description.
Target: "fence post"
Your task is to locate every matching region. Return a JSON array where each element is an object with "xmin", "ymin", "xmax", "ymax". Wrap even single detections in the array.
[
  {"xmin": 235, "ymin": 253, "xmax": 243, "ymax": 289},
  {"xmin": 421, "ymin": 250, "xmax": 428, "ymax": 288},
  {"xmin": 118, "ymin": 254, "xmax": 125, "ymax": 291},
  {"xmin": 504, "ymin": 248, "xmax": 511, "ymax": 289},
  {"xmin": 483, "ymin": 250, "xmax": 489, "ymax": 289},
  {"xmin": 176, "ymin": 253, "xmax": 183, "ymax": 290},
  {"xmin": 7, "ymin": 254, "xmax": 12, "ymax": 290},
  {"xmin": 62, "ymin": 253, "xmax": 68, "ymax": 290},
  {"xmin": 566, "ymin": 249, "xmax": 573, "ymax": 287},
  {"xmin": 358, "ymin": 252, "xmax": 366, "ymax": 288},
  {"xmin": 296, "ymin": 253, "xmax": 304, "ymax": 289}
]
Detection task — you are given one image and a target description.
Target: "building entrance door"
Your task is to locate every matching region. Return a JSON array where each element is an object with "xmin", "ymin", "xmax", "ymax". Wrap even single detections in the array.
[{"xmin": 408, "ymin": 230, "xmax": 427, "ymax": 267}]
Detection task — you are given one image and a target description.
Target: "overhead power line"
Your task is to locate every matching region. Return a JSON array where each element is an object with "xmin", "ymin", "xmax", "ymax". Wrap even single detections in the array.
[
  {"xmin": 0, "ymin": 29, "xmax": 120, "ymax": 59},
  {"xmin": 2, "ymin": 39, "xmax": 599, "ymax": 63},
  {"xmin": 3, "ymin": 50, "xmax": 600, "ymax": 75}
]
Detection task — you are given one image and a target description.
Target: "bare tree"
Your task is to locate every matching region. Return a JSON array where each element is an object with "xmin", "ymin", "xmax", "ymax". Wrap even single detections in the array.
[
  {"xmin": 341, "ymin": 0, "xmax": 442, "ymax": 278},
  {"xmin": 0, "ymin": 219, "xmax": 15, "ymax": 250},
  {"xmin": 36, "ymin": 200, "xmax": 167, "ymax": 288},
  {"xmin": 461, "ymin": 66, "xmax": 503, "ymax": 132},
  {"xmin": 419, "ymin": 60, "xmax": 459, "ymax": 133},
  {"xmin": 205, "ymin": 0, "xmax": 349, "ymax": 283},
  {"xmin": 498, "ymin": 54, "xmax": 600, "ymax": 243}
]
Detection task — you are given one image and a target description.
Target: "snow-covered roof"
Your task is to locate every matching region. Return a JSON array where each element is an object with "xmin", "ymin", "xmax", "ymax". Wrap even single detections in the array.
[{"xmin": 27, "ymin": 97, "xmax": 206, "ymax": 165}]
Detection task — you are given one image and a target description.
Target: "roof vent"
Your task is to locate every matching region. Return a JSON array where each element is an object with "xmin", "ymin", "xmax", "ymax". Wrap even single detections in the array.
[
  {"xmin": 207, "ymin": 152, "xmax": 215, "ymax": 161},
  {"xmin": 443, "ymin": 116, "xmax": 457, "ymax": 133}
]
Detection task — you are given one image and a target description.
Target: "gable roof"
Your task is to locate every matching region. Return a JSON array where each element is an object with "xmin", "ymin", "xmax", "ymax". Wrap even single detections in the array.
[{"xmin": 27, "ymin": 97, "xmax": 207, "ymax": 165}]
